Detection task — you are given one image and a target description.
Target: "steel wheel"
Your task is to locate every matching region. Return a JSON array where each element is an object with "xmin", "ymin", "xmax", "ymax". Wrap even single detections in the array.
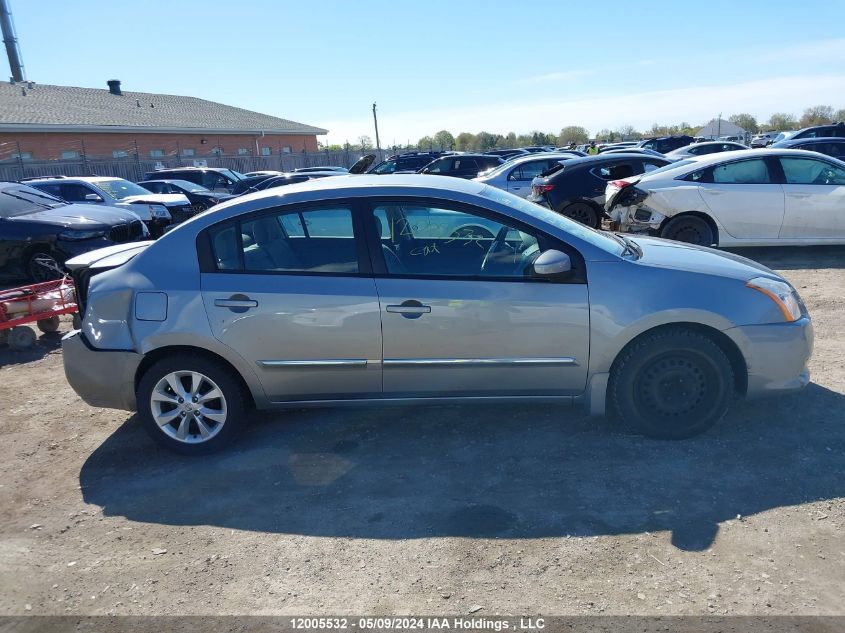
[
  {"xmin": 661, "ymin": 215, "xmax": 714, "ymax": 246},
  {"xmin": 633, "ymin": 353, "xmax": 713, "ymax": 420},
  {"xmin": 150, "ymin": 370, "xmax": 228, "ymax": 444}
]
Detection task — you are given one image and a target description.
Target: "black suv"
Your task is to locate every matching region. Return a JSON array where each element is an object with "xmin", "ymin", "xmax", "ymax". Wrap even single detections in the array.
[
  {"xmin": 368, "ymin": 152, "xmax": 443, "ymax": 174},
  {"xmin": 636, "ymin": 135, "xmax": 694, "ymax": 154},
  {"xmin": 418, "ymin": 154, "xmax": 504, "ymax": 179},
  {"xmin": 527, "ymin": 153, "xmax": 670, "ymax": 228},
  {"xmin": 790, "ymin": 122, "xmax": 845, "ymax": 139},
  {"xmin": 142, "ymin": 167, "xmax": 245, "ymax": 193}
]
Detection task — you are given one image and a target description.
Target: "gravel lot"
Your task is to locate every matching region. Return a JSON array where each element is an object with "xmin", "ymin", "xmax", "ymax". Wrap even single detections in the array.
[{"xmin": 0, "ymin": 246, "xmax": 843, "ymax": 616}]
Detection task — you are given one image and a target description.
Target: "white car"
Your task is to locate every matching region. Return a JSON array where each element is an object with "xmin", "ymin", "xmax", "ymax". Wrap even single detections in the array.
[
  {"xmin": 666, "ymin": 141, "xmax": 747, "ymax": 159},
  {"xmin": 473, "ymin": 153, "xmax": 578, "ymax": 198},
  {"xmin": 604, "ymin": 149, "xmax": 845, "ymax": 246},
  {"xmin": 27, "ymin": 176, "xmax": 186, "ymax": 237}
]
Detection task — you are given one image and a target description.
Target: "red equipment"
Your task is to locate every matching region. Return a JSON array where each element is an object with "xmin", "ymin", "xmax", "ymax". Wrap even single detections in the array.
[{"xmin": 0, "ymin": 277, "xmax": 78, "ymax": 350}]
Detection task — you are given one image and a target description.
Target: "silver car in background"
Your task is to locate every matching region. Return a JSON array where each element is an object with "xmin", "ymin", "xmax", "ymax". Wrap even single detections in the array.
[
  {"xmin": 62, "ymin": 175, "xmax": 812, "ymax": 454},
  {"xmin": 474, "ymin": 153, "xmax": 579, "ymax": 198}
]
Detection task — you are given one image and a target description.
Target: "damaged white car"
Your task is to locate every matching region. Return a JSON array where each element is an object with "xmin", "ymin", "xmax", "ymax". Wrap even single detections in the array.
[{"xmin": 604, "ymin": 149, "xmax": 845, "ymax": 247}]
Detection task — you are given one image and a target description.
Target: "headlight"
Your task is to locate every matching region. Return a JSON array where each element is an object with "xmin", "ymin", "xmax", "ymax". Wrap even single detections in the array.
[
  {"xmin": 747, "ymin": 277, "xmax": 802, "ymax": 322},
  {"xmin": 149, "ymin": 204, "xmax": 171, "ymax": 220},
  {"xmin": 58, "ymin": 229, "xmax": 106, "ymax": 241}
]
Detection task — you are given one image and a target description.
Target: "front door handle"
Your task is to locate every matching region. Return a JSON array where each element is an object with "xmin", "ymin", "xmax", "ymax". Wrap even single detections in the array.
[
  {"xmin": 214, "ymin": 294, "xmax": 258, "ymax": 313},
  {"xmin": 386, "ymin": 300, "xmax": 431, "ymax": 319}
]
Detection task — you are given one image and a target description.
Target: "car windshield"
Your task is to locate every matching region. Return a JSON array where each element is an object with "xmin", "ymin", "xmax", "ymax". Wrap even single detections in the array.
[
  {"xmin": 479, "ymin": 185, "xmax": 624, "ymax": 256},
  {"xmin": 0, "ymin": 185, "xmax": 67, "ymax": 217},
  {"xmin": 170, "ymin": 180, "xmax": 209, "ymax": 192},
  {"xmin": 221, "ymin": 169, "xmax": 245, "ymax": 181},
  {"xmin": 94, "ymin": 179, "xmax": 154, "ymax": 199}
]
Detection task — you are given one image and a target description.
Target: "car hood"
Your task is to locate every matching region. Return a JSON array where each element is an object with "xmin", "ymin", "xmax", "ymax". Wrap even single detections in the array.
[
  {"xmin": 10, "ymin": 203, "xmax": 142, "ymax": 227},
  {"xmin": 630, "ymin": 235, "xmax": 781, "ymax": 282},
  {"xmin": 122, "ymin": 193, "xmax": 189, "ymax": 207}
]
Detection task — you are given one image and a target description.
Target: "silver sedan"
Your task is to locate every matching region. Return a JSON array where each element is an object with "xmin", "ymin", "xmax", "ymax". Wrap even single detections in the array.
[
  {"xmin": 474, "ymin": 153, "xmax": 578, "ymax": 198},
  {"xmin": 62, "ymin": 175, "xmax": 813, "ymax": 454}
]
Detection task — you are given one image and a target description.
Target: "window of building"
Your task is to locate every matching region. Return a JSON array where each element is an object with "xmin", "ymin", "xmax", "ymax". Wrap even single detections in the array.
[
  {"xmin": 11, "ymin": 151, "xmax": 32, "ymax": 160},
  {"xmin": 237, "ymin": 148, "xmax": 250, "ymax": 156},
  {"xmin": 212, "ymin": 147, "xmax": 223, "ymax": 156},
  {"xmin": 182, "ymin": 148, "xmax": 195, "ymax": 157},
  {"xmin": 281, "ymin": 146, "xmax": 292, "ymax": 154},
  {"xmin": 149, "ymin": 149, "xmax": 165, "ymax": 158},
  {"xmin": 60, "ymin": 150, "xmax": 80, "ymax": 160},
  {"xmin": 260, "ymin": 147, "xmax": 272, "ymax": 156},
  {"xmin": 112, "ymin": 150, "xmax": 129, "ymax": 158}
]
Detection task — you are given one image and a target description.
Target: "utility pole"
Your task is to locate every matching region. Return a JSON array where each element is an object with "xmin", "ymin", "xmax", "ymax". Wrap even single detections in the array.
[
  {"xmin": 0, "ymin": 0, "xmax": 24, "ymax": 82},
  {"xmin": 372, "ymin": 102, "xmax": 381, "ymax": 153}
]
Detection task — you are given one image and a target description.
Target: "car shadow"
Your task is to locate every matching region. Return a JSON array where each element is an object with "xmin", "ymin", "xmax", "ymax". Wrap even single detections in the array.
[
  {"xmin": 0, "ymin": 329, "xmax": 64, "ymax": 367},
  {"xmin": 726, "ymin": 245, "xmax": 845, "ymax": 270},
  {"xmin": 80, "ymin": 383, "xmax": 845, "ymax": 551}
]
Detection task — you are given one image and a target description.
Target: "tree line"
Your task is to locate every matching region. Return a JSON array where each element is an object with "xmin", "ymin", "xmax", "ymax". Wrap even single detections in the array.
[{"xmin": 319, "ymin": 104, "xmax": 844, "ymax": 152}]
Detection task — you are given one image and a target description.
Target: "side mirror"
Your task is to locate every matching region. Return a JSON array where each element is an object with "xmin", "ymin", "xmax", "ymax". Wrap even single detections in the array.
[
  {"xmin": 84, "ymin": 193, "xmax": 103, "ymax": 202},
  {"xmin": 533, "ymin": 249, "xmax": 572, "ymax": 277}
]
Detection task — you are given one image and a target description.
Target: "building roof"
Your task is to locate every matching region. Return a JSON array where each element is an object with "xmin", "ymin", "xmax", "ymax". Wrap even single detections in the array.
[
  {"xmin": 0, "ymin": 81, "xmax": 327, "ymax": 135},
  {"xmin": 696, "ymin": 118, "xmax": 746, "ymax": 138}
]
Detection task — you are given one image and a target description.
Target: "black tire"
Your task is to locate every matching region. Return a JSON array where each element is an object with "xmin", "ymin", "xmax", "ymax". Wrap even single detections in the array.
[
  {"xmin": 609, "ymin": 328, "xmax": 734, "ymax": 440},
  {"xmin": 137, "ymin": 354, "xmax": 247, "ymax": 455},
  {"xmin": 660, "ymin": 215, "xmax": 714, "ymax": 246},
  {"xmin": 26, "ymin": 251, "xmax": 64, "ymax": 282},
  {"xmin": 560, "ymin": 201, "xmax": 600, "ymax": 228},
  {"xmin": 72, "ymin": 313, "xmax": 82, "ymax": 330},
  {"xmin": 7, "ymin": 326, "xmax": 37, "ymax": 350},
  {"xmin": 37, "ymin": 316, "xmax": 61, "ymax": 333}
]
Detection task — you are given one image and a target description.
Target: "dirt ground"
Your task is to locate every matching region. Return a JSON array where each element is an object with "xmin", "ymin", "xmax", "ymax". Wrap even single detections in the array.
[{"xmin": 0, "ymin": 246, "xmax": 843, "ymax": 617}]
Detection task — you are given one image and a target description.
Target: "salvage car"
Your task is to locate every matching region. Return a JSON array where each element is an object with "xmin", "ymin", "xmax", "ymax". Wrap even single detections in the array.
[
  {"xmin": 0, "ymin": 181, "xmax": 148, "ymax": 281},
  {"xmin": 473, "ymin": 153, "xmax": 578, "ymax": 198},
  {"xmin": 528, "ymin": 154, "xmax": 670, "ymax": 227},
  {"xmin": 605, "ymin": 149, "xmax": 845, "ymax": 246},
  {"xmin": 137, "ymin": 179, "xmax": 235, "ymax": 219},
  {"xmin": 63, "ymin": 175, "xmax": 812, "ymax": 454},
  {"xmin": 26, "ymin": 176, "xmax": 178, "ymax": 237},
  {"xmin": 769, "ymin": 137, "xmax": 845, "ymax": 161},
  {"xmin": 666, "ymin": 141, "xmax": 747, "ymax": 159},
  {"xmin": 418, "ymin": 154, "xmax": 504, "ymax": 179}
]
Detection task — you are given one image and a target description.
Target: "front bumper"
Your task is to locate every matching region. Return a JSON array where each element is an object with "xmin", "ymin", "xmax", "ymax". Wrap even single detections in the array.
[
  {"xmin": 145, "ymin": 217, "xmax": 171, "ymax": 239},
  {"xmin": 62, "ymin": 330, "xmax": 142, "ymax": 411},
  {"xmin": 724, "ymin": 317, "xmax": 814, "ymax": 398}
]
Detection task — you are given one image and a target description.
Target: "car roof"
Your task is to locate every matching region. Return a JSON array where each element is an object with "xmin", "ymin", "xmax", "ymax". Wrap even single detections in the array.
[
  {"xmin": 645, "ymin": 148, "xmax": 841, "ymax": 176},
  {"xmin": 774, "ymin": 136, "xmax": 845, "ymax": 146},
  {"xmin": 497, "ymin": 153, "xmax": 575, "ymax": 166}
]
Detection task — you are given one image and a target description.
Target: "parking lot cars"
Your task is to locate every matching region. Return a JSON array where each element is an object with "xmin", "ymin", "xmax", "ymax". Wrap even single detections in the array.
[
  {"xmin": 485, "ymin": 149, "xmax": 530, "ymax": 160},
  {"xmin": 142, "ymin": 167, "xmax": 246, "ymax": 193},
  {"xmin": 750, "ymin": 133, "xmax": 778, "ymax": 147},
  {"xmin": 61, "ymin": 174, "xmax": 813, "ymax": 454},
  {"xmin": 666, "ymin": 141, "xmax": 747, "ymax": 159},
  {"xmin": 137, "ymin": 179, "xmax": 235, "ymax": 219},
  {"xmin": 636, "ymin": 135, "xmax": 694, "ymax": 153},
  {"xmin": 294, "ymin": 166, "xmax": 349, "ymax": 174},
  {"xmin": 528, "ymin": 153, "xmax": 671, "ymax": 227},
  {"xmin": 0, "ymin": 181, "xmax": 148, "ymax": 281},
  {"xmin": 368, "ymin": 152, "xmax": 442, "ymax": 174},
  {"xmin": 418, "ymin": 154, "xmax": 503, "ymax": 178},
  {"xmin": 473, "ymin": 153, "xmax": 578, "ymax": 198},
  {"xmin": 770, "ymin": 136, "xmax": 845, "ymax": 160},
  {"xmin": 26, "ymin": 176, "xmax": 177, "ymax": 237},
  {"xmin": 789, "ymin": 121, "xmax": 845, "ymax": 139},
  {"xmin": 605, "ymin": 149, "xmax": 845, "ymax": 246}
]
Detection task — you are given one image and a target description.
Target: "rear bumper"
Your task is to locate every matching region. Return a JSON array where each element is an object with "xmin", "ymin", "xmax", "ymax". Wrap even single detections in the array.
[
  {"xmin": 724, "ymin": 317, "xmax": 814, "ymax": 397},
  {"xmin": 62, "ymin": 330, "xmax": 141, "ymax": 411}
]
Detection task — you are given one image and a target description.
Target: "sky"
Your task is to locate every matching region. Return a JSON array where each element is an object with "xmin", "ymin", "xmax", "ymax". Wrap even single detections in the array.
[{"xmin": 9, "ymin": 0, "xmax": 845, "ymax": 145}]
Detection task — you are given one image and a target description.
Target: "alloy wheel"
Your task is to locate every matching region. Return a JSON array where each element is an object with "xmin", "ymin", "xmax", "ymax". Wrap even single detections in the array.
[{"xmin": 150, "ymin": 371, "xmax": 228, "ymax": 444}]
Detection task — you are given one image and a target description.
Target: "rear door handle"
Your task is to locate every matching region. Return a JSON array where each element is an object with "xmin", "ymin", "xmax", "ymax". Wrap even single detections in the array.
[
  {"xmin": 386, "ymin": 305, "xmax": 431, "ymax": 314},
  {"xmin": 386, "ymin": 300, "xmax": 431, "ymax": 319},
  {"xmin": 214, "ymin": 295, "xmax": 258, "ymax": 312}
]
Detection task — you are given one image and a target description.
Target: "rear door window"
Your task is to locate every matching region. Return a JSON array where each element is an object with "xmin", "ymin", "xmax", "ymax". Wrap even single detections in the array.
[
  {"xmin": 779, "ymin": 157, "xmax": 845, "ymax": 185},
  {"xmin": 710, "ymin": 159, "xmax": 772, "ymax": 184}
]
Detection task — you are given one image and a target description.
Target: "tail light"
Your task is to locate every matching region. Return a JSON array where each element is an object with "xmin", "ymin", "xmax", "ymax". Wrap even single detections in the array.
[
  {"xmin": 610, "ymin": 180, "xmax": 633, "ymax": 189},
  {"xmin": 532, "ymin": 184, "xmax": 555, "ymax": 195}
]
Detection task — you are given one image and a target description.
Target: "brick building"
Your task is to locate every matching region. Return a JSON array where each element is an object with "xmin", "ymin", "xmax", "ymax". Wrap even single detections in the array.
[{"xmin": 0, "ymin": 79, "xmax": 327, "ymax": 162}]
